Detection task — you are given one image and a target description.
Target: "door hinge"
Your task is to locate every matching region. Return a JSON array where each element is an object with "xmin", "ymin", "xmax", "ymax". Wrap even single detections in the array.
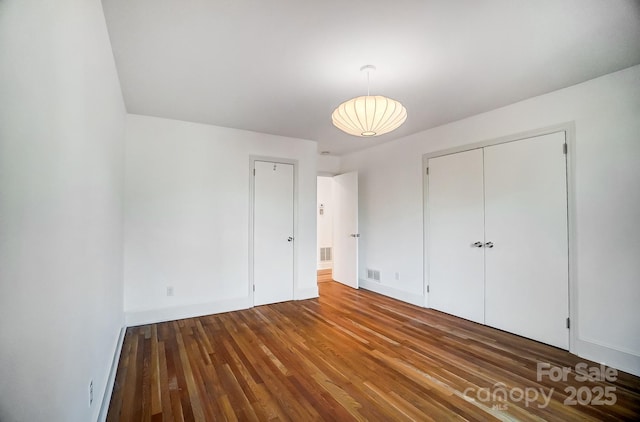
[
  {"xmin": 426, "ymin": 167, "xmax": 429, "ymax": 175},
  {"xmin": 566, "ymin": 317, "xmax": 570, "ymax": 329},
  {"xmin": 253, "ymin": 168, "xmax": 256, "ymax": 176},
  {"xmin": 426, "ymin": 285, "xmax": 430, "ymax": 293},
  {"xmin": 253, "ymin": 285, "xmax": 255, "ymax": 292},
  {"xmin": 563, "ymin": 143, "xmax": 568, "ymax": 155}
]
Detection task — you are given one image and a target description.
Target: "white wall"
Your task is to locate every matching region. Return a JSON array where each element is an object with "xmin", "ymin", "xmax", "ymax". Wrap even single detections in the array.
[
  {"xmin": 317, "ymin": 154, "xmax": 341, "ymax": 175},
  {"xmin": 0, "ymin": 1, "xmax": 126, "ymax": 421},
  {"xmin": 124, "ymin": 115, "xmax": 318, "ymax": 325},
  {"xmin": 341, "ymin": 65, "xmax": 640, "ymax": 376},
  {"xmin": 317, "ymin": 177, "xmax": 334, "ymax": 269}
]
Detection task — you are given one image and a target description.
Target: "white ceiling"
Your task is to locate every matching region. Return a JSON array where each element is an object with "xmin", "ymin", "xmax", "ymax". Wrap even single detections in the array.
[{"xmin": 102, "ymin": 0, "xmax": 640, "ymax": 156}]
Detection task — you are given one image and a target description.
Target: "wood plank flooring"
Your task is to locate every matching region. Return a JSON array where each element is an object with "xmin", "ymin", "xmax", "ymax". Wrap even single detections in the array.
[
  {"xmin": 108, "ymin": 282, "xmax": 640, "ymax": 421},
  {"xmin": 317, "ymin": 269, "xmax": 333, "ymax": 283}
]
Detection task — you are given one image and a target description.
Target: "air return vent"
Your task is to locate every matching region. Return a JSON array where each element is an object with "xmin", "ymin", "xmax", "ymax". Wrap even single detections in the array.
[
  {"xmin": 367, "ymin": 269, "xmax": 381, "ymax": 282},
  {"xmin": 320, "ymin": 247, "xmax": 332, "ymax": 262}
]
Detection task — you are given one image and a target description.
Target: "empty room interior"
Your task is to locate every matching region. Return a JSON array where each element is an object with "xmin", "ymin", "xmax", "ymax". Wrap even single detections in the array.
[{"xmin": 2, "ymin": 1, "xmax": 640, "ymax": 421}]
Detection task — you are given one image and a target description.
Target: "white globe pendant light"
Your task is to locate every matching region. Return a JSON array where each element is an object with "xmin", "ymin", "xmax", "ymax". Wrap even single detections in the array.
[{"xmin": 332, "ymin": 65, "xmax": 407, "ymax": 137}]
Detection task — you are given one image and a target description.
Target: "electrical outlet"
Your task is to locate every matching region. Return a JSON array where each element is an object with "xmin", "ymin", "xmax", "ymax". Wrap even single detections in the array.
[
  {"xmin": 89, "ymin": 380, "xmax": 93, "ymax": 406},
  {"xmin": 166, "ymin": 286, "xmax": 174, "ymax": 296}
]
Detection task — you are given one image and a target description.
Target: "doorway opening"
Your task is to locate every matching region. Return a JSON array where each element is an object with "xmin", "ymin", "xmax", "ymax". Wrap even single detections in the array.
[
  {"xmin": 316, "ymin": 172, "xmax": 359, "ymax": 289},
  {"xmin": 317, "ymin": 176, "xmax": 334, "ymax": 283}
]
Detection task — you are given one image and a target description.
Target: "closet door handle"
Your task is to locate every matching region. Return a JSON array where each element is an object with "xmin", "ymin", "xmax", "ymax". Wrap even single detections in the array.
[
  {"xmin": 472, "ymin": 241, "xmax": 484, "ymax": 248},
  {"xmin": 485, "ymin": 242, "xmax": 494, "ymax": 248}
]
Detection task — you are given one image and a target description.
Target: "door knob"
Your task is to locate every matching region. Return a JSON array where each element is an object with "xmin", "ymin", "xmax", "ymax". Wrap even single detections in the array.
[
  {"xmin": 472, "ymin": 241, "xmax": 484, "ymax": 248},
  {"xmin": 350, "ymin": 234, "xmax": 360, "ymax": 238},
  {"xmin": 485, "ymin": 241, "xmax": 494, "ymax": 248},
  {"xmin": 287, "ymin": 236, "xmax": 294, "ymax": 242}
]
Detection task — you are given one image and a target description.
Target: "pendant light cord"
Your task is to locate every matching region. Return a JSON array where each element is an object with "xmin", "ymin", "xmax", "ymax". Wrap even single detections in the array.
[{"xmin": 360, "ymin": 64, "xmax": 375, "ymax": 97}]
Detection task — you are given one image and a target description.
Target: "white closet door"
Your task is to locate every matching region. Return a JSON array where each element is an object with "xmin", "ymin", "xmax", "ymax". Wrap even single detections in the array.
[
  {"xmin": 253, "ymin": 161, "xmax": 294, "ymax": 306},
  {"xmin": 428, "ymin": 149, "xmax": 485, "ymax": 324},
  {"xmin": 484, "ymin": 132, "xmax": 569, "ymax": 349}
]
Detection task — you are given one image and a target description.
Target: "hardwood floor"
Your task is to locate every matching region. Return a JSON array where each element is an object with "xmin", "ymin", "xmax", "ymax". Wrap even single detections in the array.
[
  {"xmin": 108, "ymin": 282, "xmax": 640, "ymax": 421},
  {"xmin": 317, "ymin": 269, "xmax": 333, "ymax": 283}
]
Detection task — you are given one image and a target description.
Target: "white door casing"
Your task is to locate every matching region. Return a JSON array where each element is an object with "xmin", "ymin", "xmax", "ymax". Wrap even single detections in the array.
[
  {"xmin": 332, "ymin": 171, "xmax": 359, "ymax": 289},
  {"xmin": 253, "ymin": 160, "xmax": 295, "ymax": 306},
  {"xmin": 428, "ymin": 149, "xmax": 486, "ymax": 324}
]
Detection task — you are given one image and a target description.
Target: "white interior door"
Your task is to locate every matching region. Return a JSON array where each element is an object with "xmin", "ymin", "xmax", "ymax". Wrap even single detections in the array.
[
  {"xmin": 428, "ymin": 149, "xmax": 486, "ymax": 324},
  {"xmin": 484, "ymin": 132, "xmax": 569, "ymax": 349},
  {"xmin": 332, "ymin": 171, "xmax": 358, "ymax": 289},
  {"xmin": 253, "ymin": 161, "xmax": 294, "ymax": 306}
]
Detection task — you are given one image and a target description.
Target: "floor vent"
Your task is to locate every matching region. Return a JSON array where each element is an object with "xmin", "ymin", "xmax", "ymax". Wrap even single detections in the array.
[
  {"xmin": 367, "ymin": 269, "xmax": 381, "ymax": 282},
  {"xmin": 320, "ymin": 247, "xmax": 332, "ymax": 262}
]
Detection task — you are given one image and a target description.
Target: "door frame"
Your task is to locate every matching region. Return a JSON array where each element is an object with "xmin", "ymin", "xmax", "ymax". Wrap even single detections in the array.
[
  {"xmin": 249, "ymin": 156, "xmax": 299, "ymax": 306},
  {"xmin": 422, "ymin": 121, "xmax": 577, "ymax": 353}
]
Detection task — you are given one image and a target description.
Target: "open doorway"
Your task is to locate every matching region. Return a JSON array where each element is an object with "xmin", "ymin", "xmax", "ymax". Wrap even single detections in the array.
[
  {"xmin": 317, "ymin": 176, "xmax": 334, "ymax": 283},
  {"xmin": 316, "ymin": 173, "xmax": 359, "ymax": 288}
]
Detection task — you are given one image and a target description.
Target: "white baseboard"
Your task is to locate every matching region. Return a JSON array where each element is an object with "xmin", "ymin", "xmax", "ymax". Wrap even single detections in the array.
[
  {"xmin": 295, "ymin": 286, "xmax": 319, "ymax": 300},
  {"xmin": 575, "ymin": 338, "xmax": 640, "ymax": 377},
  {"xmin": 317, "ymin": 262, "xmax": 333, "ymax": 270},
  {"xmin": 359, "ymin": 279, "xmax": 424, "ymax": 307},
  {"xmin": 97, "ymin": 326, "xmax": 126, "ymax": 422},
  {"xmin": 124, "ymin": 289, "xmax": 319, "ymax": 327},
  {"xmin": 125, "ymin": 297, "xmax": 253, "ymax": 327}
]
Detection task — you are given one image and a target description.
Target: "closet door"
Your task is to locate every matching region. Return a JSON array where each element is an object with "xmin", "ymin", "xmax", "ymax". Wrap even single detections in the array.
[
  {"xmin": 484, "ymin": 132, "xmax": 569, "ymax": 349},
  {"xmin": 428, "ymin": 149, "xmax": 485, "ymax": 324},
  {"xmin": 253, "ymin": 161, "xmax": 295, "ymax": 306}
]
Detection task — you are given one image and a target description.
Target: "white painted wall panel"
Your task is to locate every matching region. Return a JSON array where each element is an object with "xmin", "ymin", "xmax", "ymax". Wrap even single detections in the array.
[
  {"xmin": 124, "ymin": 115, "xmax": 318, "ymax": 322},
  {"xmin": 341, "ymin": 65, "xmax": 640, "ymax": 375},
  {"xmin": 0, "ymin": 1, "xmax": 126, "ymax": 420}
]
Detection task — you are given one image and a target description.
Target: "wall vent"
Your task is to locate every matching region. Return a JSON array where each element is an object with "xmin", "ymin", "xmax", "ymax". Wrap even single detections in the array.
[
  {"xmin": 320, "ymin": 247, "xmax": 332, "ymax": 262},
  {"xmin": 367, "ymin": 269, "xmax": 381, "ymax": 282}
]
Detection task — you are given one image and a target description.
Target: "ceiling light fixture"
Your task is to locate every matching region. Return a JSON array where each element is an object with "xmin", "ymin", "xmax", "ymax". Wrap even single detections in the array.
[{"xmin": 331, "ymin": 65, "xmax": 407, "ymax": 137}]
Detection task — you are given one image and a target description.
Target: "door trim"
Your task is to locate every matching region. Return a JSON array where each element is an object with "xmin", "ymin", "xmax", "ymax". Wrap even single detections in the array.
[
  {"xmin": 422, "ymin": 121, "xmax": 577, "ymax": 353},
  {"xmin": 249, "ymin": 156, "xmax": 299, "ymax": 307}
]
